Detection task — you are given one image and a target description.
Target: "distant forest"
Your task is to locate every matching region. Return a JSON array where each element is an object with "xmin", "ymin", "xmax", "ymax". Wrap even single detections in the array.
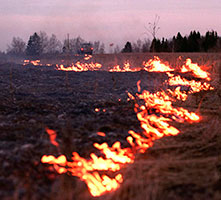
[
  {"xmin": 3, "ymin": 30, "xmax": 221, "ymax": 57},
  {"xmin": 123, "ymin": 30, "xmax": 220, "ymax": 53}
]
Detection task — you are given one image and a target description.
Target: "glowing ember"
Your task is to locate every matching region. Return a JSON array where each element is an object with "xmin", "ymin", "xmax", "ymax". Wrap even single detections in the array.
[
  {"xmin": 45, "ymin": 127, "xmax": 59, "ymax": 147},
  {"xmin": 95, "ymin": 108, "xmax": 100, "ymax": 112},
  {"xmin": 97, "ymin": 132, "xmax": 106, "ymax": 137},
  {"xmin": 41, "ymin": 57, "xmax": 213, "ymax": 197},
  {"xmin": 84, "ymin": 55, "xmax": 92, "ymax": 60},
  {"xmin": 143, "ymin": 56, "xmax": 174, "ymax": 72},
  {"xmin": 137, "ymin": 80, "xmax": 141, "ymax": 92}
]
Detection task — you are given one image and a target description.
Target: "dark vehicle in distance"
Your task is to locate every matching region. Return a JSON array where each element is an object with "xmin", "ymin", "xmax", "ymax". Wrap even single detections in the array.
[{"xmin": 80, "ymin": 43, "xmax": 93, "ymax": 55}]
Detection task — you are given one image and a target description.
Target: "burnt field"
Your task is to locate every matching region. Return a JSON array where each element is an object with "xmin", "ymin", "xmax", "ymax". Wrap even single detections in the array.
[{"xmin": 0, "ymin": 57, "xmax": 220, "ymax": 200}]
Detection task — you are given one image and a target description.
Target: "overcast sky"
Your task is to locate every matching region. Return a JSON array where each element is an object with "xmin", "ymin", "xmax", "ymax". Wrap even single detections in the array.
[{"xmin": 0, "ymin": 0, "xmax": 220, "ymax": 51}]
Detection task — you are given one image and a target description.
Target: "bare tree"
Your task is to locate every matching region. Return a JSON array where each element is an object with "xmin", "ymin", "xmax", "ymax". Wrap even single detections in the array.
[
  {"xmin": 142, "ymin": 39, "xmax": 151, "ymax": 52},
  {"xmin": 114, "ymin": 45, "xmax": 120, "ymax": 54},
  {"xmin": 7, "ymin": 37, "xmax": 26, "ymax": 56},
  {"xmin": 132, "ymin": 39, "xmax": 142, "ymax": 52},
  {"xmin": 145, "ymin": 14, "xmax": 160, "ymax": 39},
  {"xmin": 63, "ymin": 36, "xmax": 85, "ymax": 54},
  {"xmin": 92, "ymin": 41, "xmax": 100, "ymax": 54},
  {"xmin": 145, "ymin": 15, "xmax": 160, "ymax": 52},
  {"xmin": 98, "ymin": 43, "xmax": 105, "ymax": 54},
  {"xmin": 47, "ymin": 34, "xmax": 62, "ymax": 54},
  {"xmin": 38, "ymin": 31, "xmax": 49, "ymax": 54},
  {"xmin": 37, "ymin": 32, "xmax": 62, "ymax": 54}
]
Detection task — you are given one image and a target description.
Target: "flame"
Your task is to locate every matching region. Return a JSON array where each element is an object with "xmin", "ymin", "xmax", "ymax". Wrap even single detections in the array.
[
  {"xmin": 137, "ymin": 80, "xmax": 141, "ymax": 92},
  {"xmin": 97, "ymin": 132, "xmax": 106, "ymax": 137},
  {"xmin": 84, "ymin": 55, "xmax": 92, "ymax": 60},
  {"xmin": 45, "ymin": 127, "xmax": 59, "ymax": 147},
  {"xmin": 167, "ymin": 75, "xmax": 213, "ymax": 94},
  {"xmin": 42, "ymin": 140, "xmax": 134, "ymax": 196},
  {"xmin": 143, "ymin": 56, "xmax": 174, "ymax": 72},
  {"xmin": 41, "ymin": 57, "xmax": 214, "ymax": 197},
  {"xmin": 23, "ymin": 60, "xmax": 42, "ymax": 66},
  {"xmin": 56, "ymin": 62, "xmax": 102, "ymax": 72},
  {"xmin": 95, "ymin": 108, "xmax": 100, "ymax": 112},
  {"xmin": 109, "ymin": 65, "xmax": 121, "ymax": 72},
  {"xmin": 126, "ymin": 88, "xmax": 200, "ymax": 153},
  {"xmin": 181, "ymin": 58, "xmax": 211, "ymax": 81},
  {"xmin": 109, "ymin": 62, "xmax": 139, "ymax": 72},
  {"xmin": 167, "ymin": 87, "xmax": 188, "ymax": 101},
  {"xmin": 23, "ymin": 60, "xmax": 52, "ymax": 66}
]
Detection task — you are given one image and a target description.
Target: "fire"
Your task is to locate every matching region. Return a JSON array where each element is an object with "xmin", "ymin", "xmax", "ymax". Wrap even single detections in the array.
[
  {"xmin": 137, "ymin": 80, "xmax": 141, "ymax": 92},
  {"xmin": 126, "ymin": 87, "xmax": 200, "ymax": 154},
  {"xmin": 95, "ymin": 108, "xmax": 100, "ymax": 112},
  {"xmin": 42, "ymin": 140, "xmax": 134, "ymax": 196},
  {"xmin": 109, "ymin": 62, "xmax": 139, "ymax": 72},
  {"xmin": 143, "ymin": 56, "xmax": 174, "ymax": 72},
  {"xmin": 45, "ymin": 127, "xmax": 59, "ymax": 147},
  {"xmin": 56, "ymin": 62, "xmax": 102, "ymax": 72},
  {"xmin": 167, "ymin": 75, "xmax": 213, "ymax": 94},
  {"xmin": 167, "ymin": 87, "xmax": 188, "ymax": 101},
  {"xmin": 84, "ymin": 54, "xmax": 92, "ymax": 60},
  {"xmin": 181, "ymin": 58, "xmax": 211, "ymax": 81},
  {"xmin": 23, "ymin": 60, "xmax": 52, "ymax": 66},
  {"xmin": 97, "ymin": 132, "xmax": 106, "ymax": 137},
  {"xmin": 82, "ymin": 173, "xmax": 123, "ymax": 197},
  {"xmin": 23, "ymin": 60, "xmax": 42, "ymax": 66},
  {"xmin": 41, "ymin": 57, "xmax": 214, "ymax": 197},
  {"xmin": 109, "ymin": 65, "xmax": 121, "ymax": 72}
]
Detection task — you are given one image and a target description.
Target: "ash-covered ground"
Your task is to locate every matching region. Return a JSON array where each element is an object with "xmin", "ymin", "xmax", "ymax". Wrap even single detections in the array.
[
  {"xmin": 0, "ymin": 62, "xmax": 220, "ymax": 200},
  {"xmin": 0, "ymin": 63, "xmax": 170, "ymax": 199}
]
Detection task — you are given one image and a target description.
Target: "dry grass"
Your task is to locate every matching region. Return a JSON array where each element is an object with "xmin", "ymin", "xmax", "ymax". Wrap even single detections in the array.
[
  {"xmin": 99, "ymin": 54, "xmax": 221, "ymax": 200},
  {"xmin": 92, "ymin": 52, "xmax": 221, "ymax": 72},
  {"xmin": 41, "ymin": 53, "xmax": 221, "ymax": 200},
  {"xmin": 3, "ymin": 53, "xmax": 220, "ymax": 200}
]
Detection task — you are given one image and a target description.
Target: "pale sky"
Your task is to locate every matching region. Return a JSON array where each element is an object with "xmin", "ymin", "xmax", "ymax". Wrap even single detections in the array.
[{"xmin": 0, "ymin": 0, "xmax": 220, "ymax": 51}]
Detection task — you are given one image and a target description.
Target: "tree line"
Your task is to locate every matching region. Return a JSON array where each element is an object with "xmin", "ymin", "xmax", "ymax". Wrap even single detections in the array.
[
  {"xmin": 6, "ymin": 31, "xmax": 105, "ymax": 57},
  {"xmin": 122, "ymin": 30, "xmax": 220, "ymax": 53},
  {"xmin": 5, "ymin": 30, "xmax": 221, "ymax": 57}
]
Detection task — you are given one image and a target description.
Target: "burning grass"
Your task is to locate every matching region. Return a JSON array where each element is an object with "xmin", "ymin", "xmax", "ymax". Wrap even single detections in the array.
[{"xmin": 0, "ymin": 53, "xmax": 220, "ymax": 199}]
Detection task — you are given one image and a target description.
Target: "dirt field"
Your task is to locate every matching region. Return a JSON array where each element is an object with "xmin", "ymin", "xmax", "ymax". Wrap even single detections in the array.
[{"xmin": 0, "ymin": 53, "xmax": 220, "ymax": 200}]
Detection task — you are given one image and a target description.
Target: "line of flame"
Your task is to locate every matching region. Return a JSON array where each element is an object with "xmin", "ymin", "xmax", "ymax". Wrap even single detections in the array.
[{"xmin": 41, "ymin": 57, "xmax": 214, "ymax": 197}]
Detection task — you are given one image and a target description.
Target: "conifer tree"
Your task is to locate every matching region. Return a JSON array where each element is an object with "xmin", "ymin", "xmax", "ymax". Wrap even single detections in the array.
[{"xmin": 26, "ymin": 32, "xmax": 42, "ymax": 56}]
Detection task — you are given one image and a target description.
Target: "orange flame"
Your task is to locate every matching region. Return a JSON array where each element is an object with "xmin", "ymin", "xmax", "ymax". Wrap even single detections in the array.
[
  {"xmin": 109, "ymin": 62, "xmax": 139, "ymax": 72},
  {"xmin": 143, "ymin": 56, "xmax": 174, "ymax": 72},
  {"xmin": 167, "ymin": 75, "xmax": 213, "ymax": 94},
  {"xmin": 97, "ymin": 132, "xmax": 106, "ymax": 137},
  {"xmin": 181, "ymin": 58, "xmax": 211, "ymax": 80},
  {"xmin": 137, "ymin": 80, "xmax": 141, "ymax": 92},
  {"xmin": 45, "ymin": 127, "xmax": 59, "ymax": 147},
  {"xmin": 23, "ymin": 60, "xmax": 52, "ymax": 66},
  {"xmin": 167, "ymin": 87, "xmax": 188, "ymax": 101},
  {"xmin": 56, "ymin": 62, "xmax": 102, "ymax": 72},
  {"xmin": 23, "ymin": 60, "xmax": 42, "ymax": 66},
  {"xmin": 42, "ymin": 140, "xmax": 134, "ymax": 196},
  {"xmin": 41, "ymin": 57, "xmax": 213, "ymax": 197},
  {"xmin": 84, "ymin": 55, "xmax": 92, "ymax": 60}
]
